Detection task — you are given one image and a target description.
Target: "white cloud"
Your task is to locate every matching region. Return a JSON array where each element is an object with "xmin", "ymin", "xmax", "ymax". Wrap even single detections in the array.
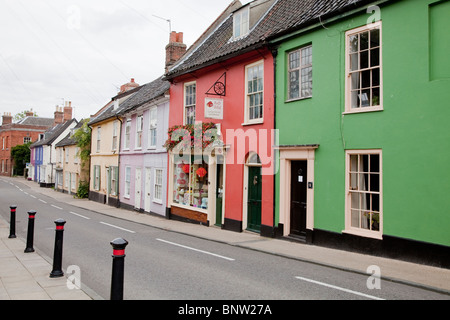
[{"xmin": 0, "ymin": 0, "xmax": 248, "ymax": 121}]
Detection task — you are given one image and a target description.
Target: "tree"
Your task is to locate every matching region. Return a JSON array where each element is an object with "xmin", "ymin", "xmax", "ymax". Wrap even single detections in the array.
[
  {"xmin": 72, "ymin": 120, "xmax": 91, "ymax": 198},
  {"xmin": 14, "ymin": 110, "xmax": 38, "ymax": 122},
  {"xmin": 11, "ymin": 142, "xmax": 31, "ymax": 176},
  {"xmin": 72, "ymin": 120, "xmax": 91, "ymax": 167}
]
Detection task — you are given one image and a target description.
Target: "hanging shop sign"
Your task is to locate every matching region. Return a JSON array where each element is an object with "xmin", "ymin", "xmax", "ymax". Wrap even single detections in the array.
[{"xmin": 205, "ymin": 98, "xmax": 224, "ymax": 120}]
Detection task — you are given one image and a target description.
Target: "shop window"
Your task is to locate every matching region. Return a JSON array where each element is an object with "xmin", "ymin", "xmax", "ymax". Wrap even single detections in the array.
[{"xmin": 173, "ymin": 156, "xmax": 209, "ymax": 210}]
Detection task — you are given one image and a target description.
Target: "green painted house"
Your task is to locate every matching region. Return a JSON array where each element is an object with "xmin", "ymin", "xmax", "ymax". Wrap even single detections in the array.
[{"xmin": 269, "ymin": 0, "xmax": 450, "ymax": 267}]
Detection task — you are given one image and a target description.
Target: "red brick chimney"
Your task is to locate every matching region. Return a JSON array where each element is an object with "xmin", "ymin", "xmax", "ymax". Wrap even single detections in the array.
[
  {"xmin": 25, "ymin": 110, "xmax": 34, "ymax": 117},
  {"xmin": 119, "ymin": 78, "xmax": 139, "ymax": 94},
  {"xmin": 165, "ymin": 31, "xmax": 187, "ymax": 72},
  {"xmin": 54, "ymin": 106, "xmax": 64, "ymax": 126},
  {"xmin": 63, "ymin": 101, "xmax": 73, "ymax": 122},
  {"xmin": 2, "ymin": 112, "xmax": 12, "ymax": 125}
]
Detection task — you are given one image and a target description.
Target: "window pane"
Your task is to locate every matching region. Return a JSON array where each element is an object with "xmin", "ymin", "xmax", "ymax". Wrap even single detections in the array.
[
  {"xmin": 351, "ymin": 210, "xmax": 360, "ymax": 228},
  {"xmin": 361, "ymin": 89, "xmax": 371, "ymax": 107},
  {"xmin": 361, "ymin": 211, "xmax": 371, "ymax": 229},
  {"xmin": 360, "ymin": 32, "xmax": 369, "ymax": 50},
  {"xmin": 351, "ymin": 73, "xmax": 360, "ymax": 91},
  {"xmin": 372, "ymin": 193, "xmax": 380, "ymax": 212},
  {"xmin": 351, "ymin": 192, "xmax": 360, "ymax": 209},
  {"xmin": 350, "ymin": 53, "xmax": 359, "ymax": 71},
  {"xmin": 361, "ymin": 70, "xmax": 371, "ymax": 89},
  {"xmin": 289, "ymin": 71, "xmax": 300, "ymax": 99},
  {"xmin": 370, "ymin": 48, "xmax": 380, "ymax": 67},
  {"xmin": 372, "ymin": 87, "xmax": 380, "ymax": 106},
  {"xmin": 360, "ymin": 50, "xmax": 369, "ymax": 69},
  {"xmin": 351, "ymin": 90, "xmax": 360, "ymax": 109},
  {"xmin": 289, "ymin": 51, "xmax": 299, "ymax": 69},
  {"xmin": 372, "ymin": 68, "xmax": 380, "ymax": 87},
  {"xmin": 349, "ymin": 35, "xmax": 358, "ymax": 53},
  {"xmin": 370, "ymin": 174, "xmax": 380, "ymax": 192},
  {"xmin": 370, "ymin": 154, "xmax": 380, "ymax": 172},
  {"xmin": 371, "ymin": 212, "xmax": 380, "ymax": 231},
  {"xmin": 370, "ymin": 29, "xmax": 380, "ymax": 48}
]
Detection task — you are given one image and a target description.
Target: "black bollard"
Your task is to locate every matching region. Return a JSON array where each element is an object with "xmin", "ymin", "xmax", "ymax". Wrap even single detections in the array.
[
  {"xmin": 9, "ymin": 205, "xmax": 17, "ymax": 239},
  {"xmin": 110, "ymin": 238, "xmax": 129, "ymax": 300},
  {"xmin": 50, "ymin": 219, "xmax": 66, "ymax": 278},
  {"xmin": 24, "ymin": 211, "xmax": 36, "ymax": 253}
]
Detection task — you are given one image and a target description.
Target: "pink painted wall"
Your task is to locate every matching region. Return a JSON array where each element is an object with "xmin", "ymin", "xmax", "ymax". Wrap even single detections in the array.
[{"xmin": 168, "ymin": 49, "xmax": 275, "ymax": 228}]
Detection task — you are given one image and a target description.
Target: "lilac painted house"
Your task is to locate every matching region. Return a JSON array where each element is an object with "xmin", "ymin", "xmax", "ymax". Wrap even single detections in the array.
[{"xmin": 118, "ymin": 76, "xmax": 170, "ymax": 217}]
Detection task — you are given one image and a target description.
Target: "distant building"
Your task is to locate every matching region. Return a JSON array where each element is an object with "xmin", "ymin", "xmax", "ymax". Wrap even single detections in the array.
[{"xmin": 0, "ymin": 110, "xmax": 54, "ymax": 177}]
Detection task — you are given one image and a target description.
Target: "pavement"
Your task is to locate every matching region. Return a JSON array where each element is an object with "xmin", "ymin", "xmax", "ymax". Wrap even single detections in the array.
[{"xmin": 1, "ymin": 176, "xmax": 449, "ymax": 300}]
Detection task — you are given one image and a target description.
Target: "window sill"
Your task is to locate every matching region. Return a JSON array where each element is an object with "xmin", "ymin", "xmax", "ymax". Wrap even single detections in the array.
[
  {"xmin": 342, "ymin": 228, "xmax": 383, "ymax": 240},
  {"xmin": 241, "ymin": 119, "xmax": 264, "ymax": 126},
  {"xmin": 343, "ymin": 106, "xmax": 384, "ymax": 115},
  {"xmin": 153, "ymin": 199, "xmax": 163, "ymax": 205},
  {"xmin": 285, "ymin": 96, "xmax": 312, "ymax": 103}
]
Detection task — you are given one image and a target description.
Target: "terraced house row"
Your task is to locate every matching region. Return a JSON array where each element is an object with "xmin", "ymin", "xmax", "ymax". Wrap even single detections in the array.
[{"xmin": 28, "ymin": 0, "xmax": 450, "ymax": 268}]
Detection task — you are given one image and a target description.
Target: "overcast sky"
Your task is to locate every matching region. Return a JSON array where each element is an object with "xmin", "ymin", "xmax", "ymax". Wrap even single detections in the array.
[{"xmin": 0, "ymin": 0, "xmax": 250, "ymax": 122}]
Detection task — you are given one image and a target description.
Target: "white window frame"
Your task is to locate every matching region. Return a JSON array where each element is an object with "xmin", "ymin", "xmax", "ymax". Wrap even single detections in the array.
[
  {"xmin": 244, "ymin": 60, "xmax": 264, "ymax": 125},
  {"xmin": 344, "ymin": 21, "xmax": 383, "ymax": 114},
  {"xmin": 74, "ymin": 147, "xmax": 79, "ymax": 164},
  {"xmin": 96, "ymin": 127, "xmax": 101, "ymax": 153},
  {"xmin": 112, "ymin": 120, "xmax": 118, "ymax": 151},
  {"xmin": 71, "ymin": 172, "xmax": 77, "ymax": 192},
  {"xmin": 148, "ymin": 107, "xmax": 157, "ymax": 149},
  {"xmin": 135, "ymin": 115, "xmax": 144, "ymax": 150},
  {"xmin": 65, "ymin": 148, "xmax": 69, "ymax": 164},
  {"xmin": 93, "ymin": 165, "xmax": 100, "ymax": 191},
  {"xmin": 125, "ymin": 166, "xmax": 131, "ymax": 198},
  {"xmin": 233, "ymin": 5, "xmax": 249, "ymax": 39},
  {"xmin": 110, "ymin": 166, "xmax": 118, "ymax": 196},
  {"xmin": 184, "ymin": 82, "xmax": 196, "ymax": 125},
  {"xmin": 153, "ymin": 168, "xmax": 163, "ymax": 203},
  {"xmin": 124, "ymin": 119, "xmax": 131, "ymax": 150},
  {"xmin": 344, "ymin": 149, "xmax": 383, "ymax": 240},
  {"xmin": 287, "ymin": 45, "xmax": 313, "ymax": 101},
  {"xmin": 24, "ymin": 137, "xmax": 31, "ymax": 144}
]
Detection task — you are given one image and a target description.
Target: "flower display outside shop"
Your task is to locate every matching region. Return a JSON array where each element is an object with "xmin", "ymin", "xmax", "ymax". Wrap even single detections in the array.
[{"xmin": 163, "ymin": 122, "xmax": 219, "ymax": 153}]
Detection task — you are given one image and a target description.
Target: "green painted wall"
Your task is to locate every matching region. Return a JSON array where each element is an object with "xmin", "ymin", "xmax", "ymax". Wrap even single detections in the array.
[{"xmin": 274, "ymin": 0, "xmax": 450, "ymax": 246}]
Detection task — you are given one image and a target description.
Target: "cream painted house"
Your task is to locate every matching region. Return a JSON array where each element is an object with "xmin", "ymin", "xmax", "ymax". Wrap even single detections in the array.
[
  {"xmin": 55, "ymin": 120, "xmax": 89, "ymax": 196},
  {"xmin": 88, "ymin": 79, "xmax": 141, "ymax": 206}
]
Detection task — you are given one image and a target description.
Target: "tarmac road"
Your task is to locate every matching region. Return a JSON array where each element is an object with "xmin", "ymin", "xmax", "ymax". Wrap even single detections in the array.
[{"xmin": 1, "ymin": 177, "xmax": 449, "ymax": 300}]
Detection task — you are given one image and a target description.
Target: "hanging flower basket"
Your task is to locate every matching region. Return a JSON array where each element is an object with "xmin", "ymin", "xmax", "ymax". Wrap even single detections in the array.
[
  {"xmin": 163, "ymin": 122, "xmax": 219, "ymax": 152},
  {"xmin": 196, "ymin": 167, "xmax": 207, "ymax": 178},
  {"xmin": 182, "ymin": 164, "xmax": 190, "ymax": 174}
]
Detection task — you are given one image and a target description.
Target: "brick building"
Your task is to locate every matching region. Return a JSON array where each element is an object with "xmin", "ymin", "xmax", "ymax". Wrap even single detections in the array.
[{"xmin": 0, "ymin": 104, "xmax": 73, "ymax": 177}]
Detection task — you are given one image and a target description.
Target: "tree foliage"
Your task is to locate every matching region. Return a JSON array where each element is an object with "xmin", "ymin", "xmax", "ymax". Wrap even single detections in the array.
[
  {"xmin": 14, "ymin": 110, "xmax": 38, "ymax": 122},
  {"xmin": 11, "ymin": 142, "xmax": 31, "ymax": 176},
  {"xmin": 72, "ymin": 120, "xmax": 91, "ymax": 167}
]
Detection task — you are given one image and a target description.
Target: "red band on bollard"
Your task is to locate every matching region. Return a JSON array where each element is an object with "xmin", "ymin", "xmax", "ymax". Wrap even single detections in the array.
[
  {"xmin": 113, "ymin": 249, "xmax": 125, "ymax": 256},
  {"xmin": 56, "ymin": 226, "xmax": 64, "ymax": 230},
  {"xmin": 11, "ymin": 209, "xmax": 16, "ymax": 213},
  {"xmin": 29, "ymin": 215, "xmax": 35, "ymax": 219}
]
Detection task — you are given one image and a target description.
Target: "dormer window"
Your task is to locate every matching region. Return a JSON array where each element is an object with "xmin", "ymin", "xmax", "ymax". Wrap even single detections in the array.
[{"xmin": 233, "ymin": 6, "xmax": 249, "ymax": 39}]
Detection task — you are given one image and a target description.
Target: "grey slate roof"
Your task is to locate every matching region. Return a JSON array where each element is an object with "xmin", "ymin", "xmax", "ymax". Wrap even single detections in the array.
[
  {"xmin": 17, "ymin": 116, "xmax": 54, "ymax": 127},
  {"xmin": 55, "ymin": 119, "xmax": 89, "ymax": 148},
  {"xmin": 30, "ymin": 119, "xmax": 78, "ymax": 148},
  {"xmin": 117, "ymin": 76, "xmax": 170, "ymax": 116},
  {"xmin": 88, "ymin": 76, "xmax": 170, "ymax": 126},
  {"xmin": 88, "ymin": 86, "xmax": 143, "ymax": 126},
  {"xmin": 164, "ymin": 0, "xmax": 372, "ymax": 79}
]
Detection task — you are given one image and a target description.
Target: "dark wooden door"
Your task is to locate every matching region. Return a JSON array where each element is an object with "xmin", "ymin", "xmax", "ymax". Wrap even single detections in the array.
[
  {"xmin": 247, "ymin": 166, "xmax": 262, "ymax": 232},
  {"xmin": 290, "ymin": 161, "xmax": 307, "ymax": 237}
]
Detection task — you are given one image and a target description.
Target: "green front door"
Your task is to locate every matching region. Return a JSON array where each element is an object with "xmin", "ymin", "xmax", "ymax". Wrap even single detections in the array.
[
  {"xmin": 247, "ymin": 166, "xmax": 262, "ymax": 232},
  {"xmin": 215, "ymin": 161, "xmax": 224, "ymax": 227}
]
